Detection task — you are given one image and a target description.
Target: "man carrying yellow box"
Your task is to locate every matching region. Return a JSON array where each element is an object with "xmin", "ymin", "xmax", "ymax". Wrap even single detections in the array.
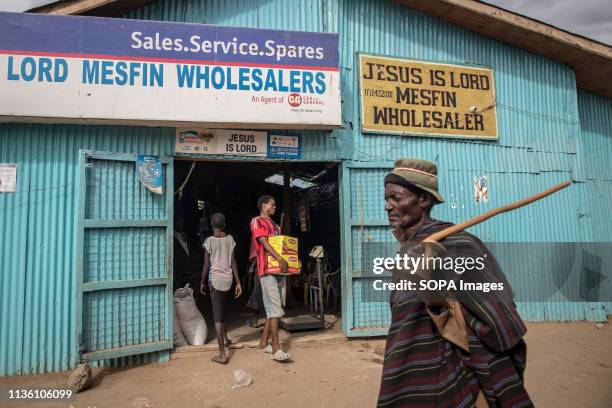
[
  {"xmin": 267, "ymin": 236, "xmax": 300, "ymax": 275},
  {"xmin": 249, "ymin": 195, "xmax": 292, "ymax": 362}
]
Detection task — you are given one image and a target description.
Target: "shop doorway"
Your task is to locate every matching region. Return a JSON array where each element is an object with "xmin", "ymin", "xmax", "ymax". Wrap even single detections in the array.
[{"xmin": 172, "ymin": 159, "xmax": 341, "ymax": 344}]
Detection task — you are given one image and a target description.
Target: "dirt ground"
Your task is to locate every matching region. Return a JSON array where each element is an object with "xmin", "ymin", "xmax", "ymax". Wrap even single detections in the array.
[{"xmin": 1, "ymin": 321, "xmax": 611, "ymax": 408}]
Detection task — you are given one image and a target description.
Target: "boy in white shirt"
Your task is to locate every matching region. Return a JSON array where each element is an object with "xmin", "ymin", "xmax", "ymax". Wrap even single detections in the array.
[{"xmin": 200, "ymin": 213, "xmax": 242, "ymax": 364}]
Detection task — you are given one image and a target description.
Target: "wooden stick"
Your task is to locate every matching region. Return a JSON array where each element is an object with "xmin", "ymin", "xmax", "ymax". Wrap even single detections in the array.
[{"xmin": 424, "ymin": 180, "xmax": 572, "ymax": 243}]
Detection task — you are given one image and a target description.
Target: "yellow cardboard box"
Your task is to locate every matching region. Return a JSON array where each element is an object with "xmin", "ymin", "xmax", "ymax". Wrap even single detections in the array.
[{"xmin": 267, "ymin": 235, "xmax": 300, "ymax": 275}]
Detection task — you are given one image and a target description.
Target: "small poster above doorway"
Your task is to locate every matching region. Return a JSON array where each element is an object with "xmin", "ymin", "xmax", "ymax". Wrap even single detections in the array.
[{"xmin": 175, "ymin": 128, "xmax": 268, "ymax": 157}]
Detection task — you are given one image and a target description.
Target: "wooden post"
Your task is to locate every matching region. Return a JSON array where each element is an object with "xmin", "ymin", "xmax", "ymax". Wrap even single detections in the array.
[
  {"xmin": 282, "ymin": 166, "xmax": 291, "ymax": 235},
  {"xmin": 282, "ymin": 166, "xmax": 293, "ymax": 306}
]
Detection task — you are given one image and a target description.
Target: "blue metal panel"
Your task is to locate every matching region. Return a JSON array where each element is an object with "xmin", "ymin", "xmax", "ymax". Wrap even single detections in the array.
[
  {"xmin": 577, "ymin": 91, "xmax": 612, "ymax": 319},
  {"xmin": 339, "ymin": 162, "xmax": 353, "ymax": 336},
  {"xmin": 342, "ymin": 163, "xmax": 393, "ymax": 335},
  {"xmin": 85, "ymin": 159, "xmax": 167, "ymax": 220},
  {"xmin": 129, "ymin": 0, "xmax": 327, "ymax": 31},
  {"xmin": 76, "ymin": 151, "xmax": 174, "ymax": 366},
  {"xmin": 352, "ymin": 278, "xmax": 390, "ymax": 330},
  {"xmin": 83, "ymin": 228, "xmax": 167, "ymax": 283},
  {"xmin": 577, "ymin": 91, "xmax": 612, "ymax": 205},
  {"xmin": 0, "ymin": 124, "xmax": 174, "ymax": 376},
  {"xmin": 81, "ymin": 286, "xmax": 167, "ymax": 354},
  {"xmin": 0, "ymin": 128, "xmax": 29, "ymax": 376},
  {"xmin": 334, "ymin": 0, "xmax": 603, "ymax": 334},
  {"xmin": 343, "ymin": 163, "xmax": 605, "ymax": 334}
]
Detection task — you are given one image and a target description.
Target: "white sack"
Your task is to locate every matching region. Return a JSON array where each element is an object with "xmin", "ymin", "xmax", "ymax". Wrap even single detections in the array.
[
  {"xmin": 174, "ymin": 284, "xmax": 207, "ymax": 345},
  {"xmin": 172, "ymin": 306, "xmax": 188, "ymax": 347}
]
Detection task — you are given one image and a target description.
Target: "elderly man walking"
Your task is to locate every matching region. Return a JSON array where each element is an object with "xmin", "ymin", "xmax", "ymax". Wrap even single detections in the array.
[{"xmin": 377, "ymin": 158, "xmax": 532, "ymax": 408}]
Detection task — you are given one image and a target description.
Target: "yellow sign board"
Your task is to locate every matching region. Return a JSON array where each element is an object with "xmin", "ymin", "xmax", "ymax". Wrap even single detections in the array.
[{"xmin": 359, "ymin": 54, "xmax": 498, "ymax": 139}]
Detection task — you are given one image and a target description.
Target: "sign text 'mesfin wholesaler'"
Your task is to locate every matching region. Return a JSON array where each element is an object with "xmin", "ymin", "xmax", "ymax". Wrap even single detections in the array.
[{"xmin": 0, "ymin": 12, "xmax": 340, "ymax": 128}]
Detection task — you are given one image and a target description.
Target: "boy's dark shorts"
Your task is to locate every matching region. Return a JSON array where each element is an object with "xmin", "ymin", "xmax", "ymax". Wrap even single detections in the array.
[{"xmin": 210, "ymin": 288, "xmax": 229, "ymax": 323}]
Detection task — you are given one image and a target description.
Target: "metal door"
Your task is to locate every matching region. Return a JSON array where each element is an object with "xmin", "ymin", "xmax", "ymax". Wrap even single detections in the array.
[
  {"xmin": 74, "ymin": 150, "xmax": 173, "ymax": 363},
  {"xmin": 340, "ymin": 161, "xmax": 394, "ymax": 337}
]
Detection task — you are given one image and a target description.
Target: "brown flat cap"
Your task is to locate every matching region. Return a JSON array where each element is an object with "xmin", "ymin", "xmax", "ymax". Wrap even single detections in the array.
[{"xmin": 384, "ymin": 158, "xmax": 445, "ymax": 203}]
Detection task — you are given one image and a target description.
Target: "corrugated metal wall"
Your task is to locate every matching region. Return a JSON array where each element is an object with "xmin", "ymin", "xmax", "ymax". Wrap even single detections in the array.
[
  {"xmin": 577, "ymin": 91, "xmax": 612, "ymax": 316},
  {"xmin": 0, "ymin": 124, "xmax": 174, "ymax": 375},
  {"xmin": 333, "ymin": 0, "xmax": 606, "ymax": 334}
]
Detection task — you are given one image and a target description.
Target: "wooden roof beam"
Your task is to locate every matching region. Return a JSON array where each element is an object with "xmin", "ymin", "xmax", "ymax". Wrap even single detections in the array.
[{"xmin": 30, "ymin": 0, "xmax": 119, "ymax": 15}]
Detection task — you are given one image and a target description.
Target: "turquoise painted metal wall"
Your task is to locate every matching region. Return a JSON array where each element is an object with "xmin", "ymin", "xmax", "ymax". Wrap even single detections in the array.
[
  {"xmin": 577, "ymin": 91, "xmax": 612, "ymax": 316},
  {"xmin": 0, "ymin": 124, "xmax": 174, "ymax": 375},
  {"xmin": 328, "ymin": 0, "xmax": 607, "ymax": 335}
]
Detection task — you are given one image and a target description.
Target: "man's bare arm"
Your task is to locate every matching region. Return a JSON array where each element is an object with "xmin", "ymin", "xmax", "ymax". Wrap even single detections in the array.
[{"xmin": 257, "ymin": 236, "xmax": 283, "ymax": 260}]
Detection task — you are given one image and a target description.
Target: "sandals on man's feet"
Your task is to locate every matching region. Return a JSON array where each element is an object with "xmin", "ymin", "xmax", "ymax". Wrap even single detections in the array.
[
  {"xmin": 256, "ymin": 344, "xmax": 273, "ymax": 353},
  {"xmin": 271, "ymin": 350, "xmax": 291, "ymax": 362}
]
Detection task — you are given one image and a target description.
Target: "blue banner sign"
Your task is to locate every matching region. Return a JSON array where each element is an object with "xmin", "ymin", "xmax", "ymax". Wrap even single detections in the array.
[{"xmin": 0, "ymin": 12, "xmax": 341, "ymax": 128}]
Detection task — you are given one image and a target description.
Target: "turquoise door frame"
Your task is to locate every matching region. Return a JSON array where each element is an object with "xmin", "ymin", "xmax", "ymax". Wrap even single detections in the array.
[{"xmin": 73, "ymin": 150, "xmax": 174, "ymax": 364}]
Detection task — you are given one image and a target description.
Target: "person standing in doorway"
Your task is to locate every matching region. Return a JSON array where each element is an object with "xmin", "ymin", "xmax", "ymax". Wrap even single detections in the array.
[
  {"xmin": 200, "ymin": 213, "xmax": 242, "ymax": 365},
  {"xmin": 250, "ymin": 195, "xmax": 292, "ymax": 362}
]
